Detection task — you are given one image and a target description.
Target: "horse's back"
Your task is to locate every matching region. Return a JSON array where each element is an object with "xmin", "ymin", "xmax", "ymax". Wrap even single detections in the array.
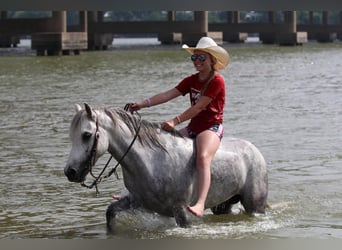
[{"xmin": 219, "ymin": 137, "xmax": 266, "ymax": 172}]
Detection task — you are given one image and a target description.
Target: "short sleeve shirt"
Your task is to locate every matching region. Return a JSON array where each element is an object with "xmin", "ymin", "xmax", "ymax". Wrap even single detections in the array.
[{"xmin": 175, "ymin": 73, "xmax": 226, "ymax": 134}]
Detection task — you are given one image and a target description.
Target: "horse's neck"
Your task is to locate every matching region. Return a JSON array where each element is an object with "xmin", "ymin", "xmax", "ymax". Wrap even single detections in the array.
[
  {"xmin": 99, "ymin": 113, "xmax": 134, "ymax": 157},
  {"xmin": 100, "ymin": 111, "xmax": 193, "ymax": 169}
]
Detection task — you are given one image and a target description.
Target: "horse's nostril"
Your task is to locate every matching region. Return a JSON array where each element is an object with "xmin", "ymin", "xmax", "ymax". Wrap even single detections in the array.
[{"xmin": 65, "ymin": 166, "xmax": 77, "ymax": 181}]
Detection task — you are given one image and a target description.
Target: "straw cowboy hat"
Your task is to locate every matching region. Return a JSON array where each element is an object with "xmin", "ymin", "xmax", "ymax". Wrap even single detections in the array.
[{"xmin": 182, "ymin": 37, "xmax": 230, "ymax": 70}]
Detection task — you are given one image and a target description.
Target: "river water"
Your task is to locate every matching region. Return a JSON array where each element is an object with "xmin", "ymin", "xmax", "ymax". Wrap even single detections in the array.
[{"xmin": 0, "ymin": 38, "xmax": 341, "ymax": 239}]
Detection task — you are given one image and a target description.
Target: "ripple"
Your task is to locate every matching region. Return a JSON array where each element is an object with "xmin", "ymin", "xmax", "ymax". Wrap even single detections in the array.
[{"xmin": 1, "ymin": 42, "xmax": 342, "ymax": 239}]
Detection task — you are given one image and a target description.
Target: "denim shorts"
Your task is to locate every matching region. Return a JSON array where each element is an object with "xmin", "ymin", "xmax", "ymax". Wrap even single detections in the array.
[{"xmin": 186, "ymin": 124, "xmax": 224, "ymax": 140}]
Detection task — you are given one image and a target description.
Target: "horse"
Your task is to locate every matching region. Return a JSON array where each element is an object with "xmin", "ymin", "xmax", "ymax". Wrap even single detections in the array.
[{"xmin": 64, "ymin": 103, "xmax": 268, "ymax": 229}]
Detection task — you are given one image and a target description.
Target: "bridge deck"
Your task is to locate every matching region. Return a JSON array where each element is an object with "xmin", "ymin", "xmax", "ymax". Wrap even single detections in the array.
[{"xmin": 1, "ymin": 0, "xmax": 342, "ymax": 11}]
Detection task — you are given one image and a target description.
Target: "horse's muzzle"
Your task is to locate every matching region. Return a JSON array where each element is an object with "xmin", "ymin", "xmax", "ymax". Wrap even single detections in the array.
[{"xmin": 64, "ymin": 166, "xmax": 83, "ymax": 182}]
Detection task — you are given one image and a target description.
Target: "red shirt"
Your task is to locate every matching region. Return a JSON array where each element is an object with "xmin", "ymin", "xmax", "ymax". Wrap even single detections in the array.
[{"xmin": 175, "ymin": 73, "xmax": 226, "ymax": 134}]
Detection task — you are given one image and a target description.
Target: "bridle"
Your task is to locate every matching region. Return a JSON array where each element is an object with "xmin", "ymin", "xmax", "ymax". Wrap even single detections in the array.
[{"xmin": 81, "ymin": 104, "xmax": 141, "ymax": 195}]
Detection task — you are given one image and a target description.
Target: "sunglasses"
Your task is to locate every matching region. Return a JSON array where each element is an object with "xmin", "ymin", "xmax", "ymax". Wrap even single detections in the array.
[{"xmin": 191, "ymin": 54, "xmax": 207, "ymax": 62}]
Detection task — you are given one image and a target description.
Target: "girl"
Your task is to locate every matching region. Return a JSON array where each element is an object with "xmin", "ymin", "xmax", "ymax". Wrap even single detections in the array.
[{"xmin": 130, "ymin": 36, "xmax": 229, "ymax": 217}]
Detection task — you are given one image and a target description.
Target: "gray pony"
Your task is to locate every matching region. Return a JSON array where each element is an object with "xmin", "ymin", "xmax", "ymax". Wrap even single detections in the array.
[{"xmin": 64, "ymin": 103, "xmax": 268, "ymax": 229}]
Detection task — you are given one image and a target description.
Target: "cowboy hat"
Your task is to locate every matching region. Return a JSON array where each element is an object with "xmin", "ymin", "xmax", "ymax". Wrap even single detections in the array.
[{"xmin": 182, "ymin": 37, "xmax": 230, "ymax": 70}]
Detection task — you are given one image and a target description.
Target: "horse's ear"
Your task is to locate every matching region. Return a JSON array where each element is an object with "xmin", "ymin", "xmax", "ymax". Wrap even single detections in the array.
[
  {"xmin": 84, "ymin": 103, "xmax": 94, "ymax": 119},
  {"xmin": 75, "ymin": 104, "xmax": 82, "ymax": 113}
]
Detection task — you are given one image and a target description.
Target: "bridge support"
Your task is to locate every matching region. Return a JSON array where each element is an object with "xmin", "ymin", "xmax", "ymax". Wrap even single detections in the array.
[
  {"xmin": 157, "ymin": 11, "xmax": 182, "ymax": 44},
  {"xmin": 0, "ymin": 35, "xmax": 20, "ymax": 48},
  {"xmin": 158, "ymin": 11, "xmax": 222, "ymax": 45},
  {"xmin": 260, "ymin": 11, "xmax": 307, "ymax": 45},
  {"xmin": 297, "ymin": 11, "xmax": 342, "ymax": 42},
  {"xmin": 2, "ymin": 10, "xmax": 342, "ymax": 55},
  {"xmin": 223, "ymin": 11, "xmax": 247, "ymax": 43},
  {"xmin": 87, "ymin": 11, "xmax": 113, "ymax": 50},
  {"xmin": 181, "ymin": 11, "xmax": 222, "ymax": 46},
  {"xmin": 31, "ymin": 11, "xmax": 88, "ymax": 55},
  {"xmin": 338, "ymin": 11, "xmax": 342, "ymax": 41},
  {"xmin": 0, "ymin": 11, "xmax": 20, "ymax": 47},
  {"xmin": 316, "ymin": 11, "xmax": 337, "ymax": 42}
]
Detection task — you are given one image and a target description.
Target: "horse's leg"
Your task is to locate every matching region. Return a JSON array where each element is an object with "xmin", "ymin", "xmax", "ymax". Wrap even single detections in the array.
[
  {"xmin": 240, "ymin": 148, "xmax": 268, "ymax": 214},
  {"xmin": 240, "ymin": 194, "xmax": 267, "ymax": 214},
  {"xmin": 173, "ymin": 206, "xmax": 191, "ymax": 228},
  {"xmin": 106, "ymin": 195, "xmax": 132, "ymax": 231},
  {"xmin": 240, "ymin": 185, "xmax": 268, "ymax": 214},
  {"xmin": 211, "ymin": 195, "xmax": 241, "ymax": 215}
]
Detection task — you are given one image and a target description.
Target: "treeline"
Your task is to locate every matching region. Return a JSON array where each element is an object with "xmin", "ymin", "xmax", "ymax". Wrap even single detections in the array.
[{"xmin": 5, "ymin": 11, "xmax": 342, "ymax": 25}]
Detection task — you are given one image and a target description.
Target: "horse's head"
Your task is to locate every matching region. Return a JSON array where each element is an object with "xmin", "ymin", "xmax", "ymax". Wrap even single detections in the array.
[{"xmin": 64, "ymin": 103, "xmax": 109, "ymax": 183}]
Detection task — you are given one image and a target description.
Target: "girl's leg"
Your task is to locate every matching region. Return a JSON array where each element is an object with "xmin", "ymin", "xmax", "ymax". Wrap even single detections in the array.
[{"xmin": 187, "ymin": 130, "xmax": 220, "ymax": 217}]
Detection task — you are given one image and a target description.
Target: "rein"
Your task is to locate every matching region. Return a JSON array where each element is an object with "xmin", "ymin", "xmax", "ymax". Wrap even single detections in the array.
[{"xmin": 81, "ymin": 104, "xmax": 141, "ymax": 194}]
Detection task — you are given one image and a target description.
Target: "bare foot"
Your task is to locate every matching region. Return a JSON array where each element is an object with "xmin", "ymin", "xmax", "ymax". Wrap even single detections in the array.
[{"xmin": 187, "ymin": 205, "xmax": 204, "ymax": 217}]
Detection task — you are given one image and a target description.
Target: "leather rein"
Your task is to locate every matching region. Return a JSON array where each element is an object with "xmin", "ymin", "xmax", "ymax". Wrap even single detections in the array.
[{"xmin": 81, "ymin": 104, "xmax": 141, "ymax": 195}]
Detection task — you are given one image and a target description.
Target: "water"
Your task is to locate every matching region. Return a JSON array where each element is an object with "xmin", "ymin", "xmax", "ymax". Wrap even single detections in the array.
[{"xmin": 0, "ymin": 38, "xmax": 341, "ymax": 239}]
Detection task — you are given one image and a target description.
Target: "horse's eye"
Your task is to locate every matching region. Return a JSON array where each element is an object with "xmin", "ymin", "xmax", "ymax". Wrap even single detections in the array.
[{"xmin": 82, "ymin": 132, "xmax": 92, "ymax": 141}]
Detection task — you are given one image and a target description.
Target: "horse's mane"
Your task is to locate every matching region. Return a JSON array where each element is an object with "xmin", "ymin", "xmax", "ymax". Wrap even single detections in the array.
[
  {"xmin": 104, "ymin": 108, "xmax": 183, "ymax": 151},
  {"xmin": 70, "ymin": 106, "xmax": 184, "ymax": 151}
]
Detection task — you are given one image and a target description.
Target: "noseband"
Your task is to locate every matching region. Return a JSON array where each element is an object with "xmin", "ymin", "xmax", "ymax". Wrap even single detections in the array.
[{"xmin": 81, "ymin": 104, "xmax": 141, "ymax": 194}]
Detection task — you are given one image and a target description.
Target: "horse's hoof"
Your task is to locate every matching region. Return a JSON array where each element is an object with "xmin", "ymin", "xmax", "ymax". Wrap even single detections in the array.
[{"xmin": 173, "ymin": 206, "xmax": 192, "ymax": 228}]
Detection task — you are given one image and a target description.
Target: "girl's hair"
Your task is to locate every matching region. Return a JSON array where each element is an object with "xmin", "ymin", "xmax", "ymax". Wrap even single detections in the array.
[{"xmin": 209, "ymin": 54, "xmax": 217, "ymax": 71}]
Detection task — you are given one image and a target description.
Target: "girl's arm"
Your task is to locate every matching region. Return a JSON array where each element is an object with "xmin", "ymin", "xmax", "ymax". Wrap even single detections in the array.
[{"xmin": 130, "ymin": 87, "xmax": 181, "ymax": 112}]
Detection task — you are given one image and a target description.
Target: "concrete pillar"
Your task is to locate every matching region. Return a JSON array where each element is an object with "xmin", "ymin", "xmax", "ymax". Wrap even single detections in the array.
[
  {"xmin": 268, "ymin": 11, "xmax": 275, "ymax": 24},
  {"xmin": 259, "ymin": 11, "xmax": 278, "ymax": 44},
  {"xmin": 88, "ymin": 11, "xmax": 98, "ymax": 22},
  {"xmin": 79, "ymin": 11, "xmax": 87, "ymax": 32},
  {"xmin": 233, "ymin": 11, "xmax": 240, "ymax": 23},
  {"xmin": 339, "ymin": 11, "xmax": 342, "ymax": 40},
  {"xmin": 32, "ymin": 10, "xmax": 87, "ymax": 55},
  {"xmin": 259, "ymin": 11, "xmax": 277, "ymax": 44},
  {"xmin": 181, "ymin": 11, "xmax": 207, "ymax": 46},
  {"xmin": 284, "ymin": 11, "xmax": 296, "ymax": 33},
  {"xmin": 87, "ymin": 11, "xmax": 113, "ymax": 50},
  {"xmin": 0, "ymin": 11, "xmax": 20, "ymax": 47},
  {"xmin": 97, "ymin": 11, "xmax": 104, "ymax": 23},
  {"xmin": 317, "ymin": 11, "xmax": 337, "ymax": 42},
  {"xmin": 226, "ymin": 11, "xmax": 233, "ymax": 23},
  {"xmin": 278, "ymin": 11, "xmax": 307, "ymax": 45},
  {"xmin": 168, "ymin": 11, "xmax": 175, "ymax": 21},
  {"xmin": 305, "ymin": 11, "xmax": 316, "ymax": 40},
  {"xmin": 158, "ymin": 11, "xmax": 181, "ymax": 44},
  {"xmin": 223, "ymin": 11, "xmax": 247, "ymax": 43},
  {"xmin": 194, "ymin": 11, "xmax": 208, "ymax": 33},
  {"xmin": 309, "ymin": 11, "xmax": 314, "ymax": 24},
  {"xmin": 86, "ymin": 11, "xmax": 101, "ymax": 23},
  {"xmin": 226, "ymin": 11, "xmax": 239, "ymax": 23},
  {"xmin": 51, "ymin": 11, "xmax": 67, "ymax": 32},
  {"xmin": 322, "ymin": 11, "xmax": 328, "ymax": 25},
  {"xmin": 183, "ymin": 11, "xmax": 223, "ymax": 45}
]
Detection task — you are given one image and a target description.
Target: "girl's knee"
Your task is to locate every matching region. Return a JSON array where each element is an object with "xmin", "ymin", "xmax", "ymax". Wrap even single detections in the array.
[{"xmin": 196, "ymin": 155, "xmax": 213, "ymax": 168}]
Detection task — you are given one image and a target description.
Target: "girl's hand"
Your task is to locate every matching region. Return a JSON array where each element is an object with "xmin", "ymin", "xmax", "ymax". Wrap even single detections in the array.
[
  {"xmin": 129, "ymin": 102, "xmax": 141, "ymax": 113},
  {"xmin": 161, "ymin": 117, "xmax": 178, "ymax": 131}
]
